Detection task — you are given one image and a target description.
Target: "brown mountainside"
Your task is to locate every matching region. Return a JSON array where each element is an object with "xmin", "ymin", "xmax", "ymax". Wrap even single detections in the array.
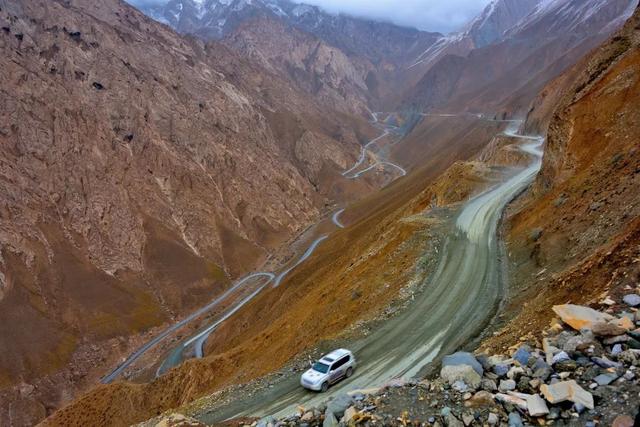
[
  {"xmin": 0, "ymin": 0, "xmax": 375, "ymax": 423},
  {"xmin": 223, "ymin": 16, "xmax": 372, "ymax": 115}
]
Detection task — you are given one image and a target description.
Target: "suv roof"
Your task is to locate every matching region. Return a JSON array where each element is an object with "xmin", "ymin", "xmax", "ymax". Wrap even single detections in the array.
[{"xmin": 320, "ymin": 348, "xmax": 351, "ymax": 363}]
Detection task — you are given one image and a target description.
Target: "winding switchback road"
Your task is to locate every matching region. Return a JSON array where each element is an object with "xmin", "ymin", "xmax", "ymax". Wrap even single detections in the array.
[
  {"xmin": 102, "ymin": 272, "xmax": 275, "ymax": 384},
  {"xmin": 100, "ymin": 113, "xmax": 432, "ymax": 383},
  {"xmin": 199, "ymin": 129, "xmax": 544, "ymax": 423},
  {"xmin": 331, "ymin": 209, "xmax": 346, "ymax": 228}
]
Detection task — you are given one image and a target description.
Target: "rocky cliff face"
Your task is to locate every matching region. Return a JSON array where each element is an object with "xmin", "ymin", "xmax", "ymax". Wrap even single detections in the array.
[
  {"xmin": 223, "ymin": 16, "xmax": 372, "ymax": 115},
  {"xmin": 0, "ymin": 0, "xmax": 373, "ymax": 424}
]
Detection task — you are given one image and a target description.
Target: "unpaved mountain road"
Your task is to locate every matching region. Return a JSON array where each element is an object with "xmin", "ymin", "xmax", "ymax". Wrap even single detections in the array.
[{"xmin": 196, "ymin": 130, "xmax": 544, "ymax": 423}]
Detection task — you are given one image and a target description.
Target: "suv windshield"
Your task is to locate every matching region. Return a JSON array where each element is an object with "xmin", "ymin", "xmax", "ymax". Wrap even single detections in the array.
[{"xmin": 312, "ymin": 362, "xmax": 330, "ymax": 374}]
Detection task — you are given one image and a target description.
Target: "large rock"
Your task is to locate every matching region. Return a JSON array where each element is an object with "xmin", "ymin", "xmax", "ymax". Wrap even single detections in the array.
[
  {"xmin": 441, "ymin": 352, "xmax": 484, "ymax": 389},
  {"xmin": 553, "ymin": 305, "xmax": 614, "ymax": 331},
  {"xmin": 623, "ymin": 294, "xmax": 640, "ymax": 307},
  {"xmin": 540, "ymin": 380, "xmax": 594, "ymax": 409},
  {"xmin": 326, "ymin": 393, "xmax": 353, "ymax": 418},
  {"xmin": 442, "ymin": 352, "xmax": 484, "ymax": 375},
  {"xmin": 592, "ymin": 321, "xmax": 627, "ymax": 337},
  {"xmin": 525, "ymin": 394, "xmax": 549, "ymax": 417},
  {"xmin": 441, "ymin": 365, "xmax": 482, "ymax": 389},
  {"xmin": 323, "ymin": 412, "xmax": 338, "ymax": 427}
]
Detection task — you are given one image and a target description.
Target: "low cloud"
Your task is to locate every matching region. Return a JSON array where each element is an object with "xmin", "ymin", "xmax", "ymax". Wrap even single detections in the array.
[
  {"xmin": 125, "ymin": 0, "xmax": 492, "ymax": 33},
  {"xmin": 292, "ymin": 0, "xmax": 492, "ymax": 33}
]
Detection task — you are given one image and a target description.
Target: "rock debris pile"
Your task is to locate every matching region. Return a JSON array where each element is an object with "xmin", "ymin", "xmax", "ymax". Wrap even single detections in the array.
[{"xmin": 217, "ymin": 298, "xmax": 640, "ymax": 427}]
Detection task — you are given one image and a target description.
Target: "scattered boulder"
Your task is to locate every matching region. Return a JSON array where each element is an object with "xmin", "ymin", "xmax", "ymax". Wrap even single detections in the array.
[
  {"xmin": 256, "ymin": 416, "xmax": 277, "ymax": 427},
  {"xmin": 442, "ymin": 352, "xmax": 483, "ymax": 376},
  {"xmin": 465, "ymin": 390, "xmax": 495, "ymax": 408},
  {"xmin": 513, "ymin": 346, "xmax": 531, "ymax": 365},
  {"xmin": 153, "ymin": 414, "xmax": 207, "ymax": 427},
  {"xmin": 322, "ymin": 412, "xmax": 338, "ymax": 427},
  {"xmin": 481, "ymin": 378, "xmax": 498, "ymax": 392},
  {"xmin": 300, "ymin": 411, "xmax": 314, "ymax": 422},
  {"xmin": 525, "ymin": 394, "xmax": 549, "ymax": 417},
  {"xmin": 623, "ymin": 294, "xmax": 640, "ymax": 307},
  {"xmin": 552, "ymin": 351, "xmax": 571, "ymax": 365},
  {"xmin": 493, "ymin": 364, "xmax": 510, "ymax": 377},
  {"xmin": 612, "ymin": 415, "xmax": 635, "ymax": 427},
  {"xmin": 495, "ymin": 393, "xmax": 527, "ymax": 410},
  {"xmin": 445, "ymin": 413, "xmax": 464, "ymax": 427},
  {"xmin": 441, "ymin": 352, "xmax": 483, "ymax": 389},
  {"xmin": 540, "ymin": 380, "xmax": 594, "ymax": 409},
  {"xmin": 487, "ymin": 413, "xmax": 499, "ymax": 425},
  {"xmin": 592, "ymin": 356, "xmax": 622, "ymax": 369},
  {"xmin": 325, "ymin": 393, "xmax": 353, "ymax": 419},
  {"xmin": 508, "ymin": 412, "xmax": 524, "ymax": 427},
  {"xmin": 341, "ymin": 406, "xmax": 358, "ymax": 424},
  {"xmin": 499, "ymin": 379, "xmax": 516, "ymax": 392},
  {"xmin": 553, "ymin": 305, "xmax": 614, "ymax": 330},
  {"xmin": 593, "ymin": 373, "xmax": 619, "ymax": 386},
  {"xmin": 614, "ymin": 316, "xmax": 635, "ymax": 331}
]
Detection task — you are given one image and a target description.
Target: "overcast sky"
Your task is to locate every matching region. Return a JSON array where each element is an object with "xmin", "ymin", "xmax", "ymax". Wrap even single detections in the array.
[{"xmin": 127, "ymin": 0, "xmax": 492, "ymax": 33}]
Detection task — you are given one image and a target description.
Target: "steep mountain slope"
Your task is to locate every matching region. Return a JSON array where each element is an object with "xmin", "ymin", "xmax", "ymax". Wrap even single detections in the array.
[
  {"xmin": 462, "ymin": 0, "xmax": 540, "ymax": 48},
  {"xmin": 402, "ymin": 0, "xmax": 637, "ymax": 114},
  {"xmin": 138, "ymin": 0, "xmax": 441, "ymax": 108},
  {"xmin": 0, "ymin": 0, "xmax": 377, "ymax": 424},
  {"xmin": 223, "ymin": 16, "xmax": 372, "ymax": 115},
  {"xmin": 483, "ymin": 3, "xmax": 640, "ymax": 352}
]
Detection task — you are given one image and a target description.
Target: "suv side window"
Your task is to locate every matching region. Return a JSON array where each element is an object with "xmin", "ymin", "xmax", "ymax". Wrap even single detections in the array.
[{"xmin": 332, "ymin": 356, "xmax": 348, "ymax": 370}]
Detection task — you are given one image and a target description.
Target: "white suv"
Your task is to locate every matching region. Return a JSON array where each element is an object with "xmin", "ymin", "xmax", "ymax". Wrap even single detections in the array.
[{"xmin": 300, "ymin": 349, "xmax": 356, "ymax": 392}]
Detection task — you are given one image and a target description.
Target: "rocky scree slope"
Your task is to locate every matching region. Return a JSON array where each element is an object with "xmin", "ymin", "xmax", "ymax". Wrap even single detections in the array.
[{"xmin": 0, "ymin": 0, "xmax": 372, "ymax": 424}]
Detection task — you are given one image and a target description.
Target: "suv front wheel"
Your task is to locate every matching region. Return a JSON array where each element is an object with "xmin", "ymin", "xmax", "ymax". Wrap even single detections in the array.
[{"xmin": 321, "ymin": 382, "xmax": 329, "ymax": 392}]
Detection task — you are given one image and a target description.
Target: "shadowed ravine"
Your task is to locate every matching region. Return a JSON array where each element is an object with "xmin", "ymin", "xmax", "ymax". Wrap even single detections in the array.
[{"xmin": 197, "ymin": 129, "xmax": 544, "ymax": 423}]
